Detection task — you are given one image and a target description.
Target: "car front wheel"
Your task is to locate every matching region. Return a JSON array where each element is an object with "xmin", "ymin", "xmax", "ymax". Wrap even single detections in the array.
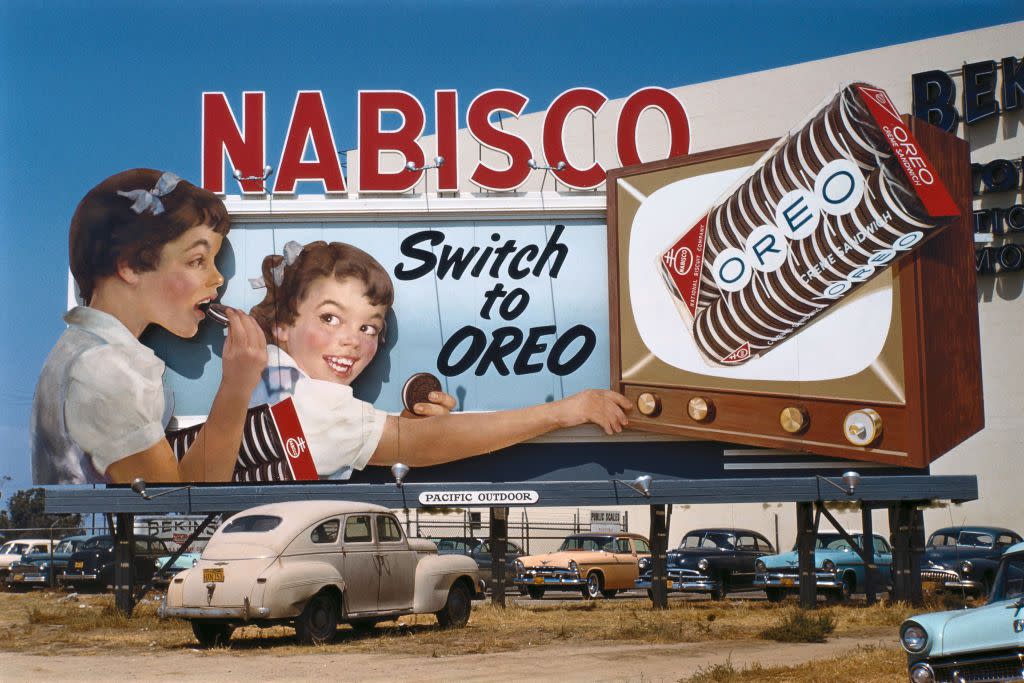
[
  {"xmin": 764, "ymin": 588, "xmax": 787, "ymax": 603},
  {"xmin": 191, "ymin": 621, "xmax": 233, "ymax": 648},
  {"xmin": 582, "ymin": 572, "xmax": 603, "ymax": 600},
  {"xmin": 294, "ymin": 592, "xmax": 339, "ymax": 644},
  {"xmin": 435, "ymin": 581, "xmax": 472, "ymax": 628}
]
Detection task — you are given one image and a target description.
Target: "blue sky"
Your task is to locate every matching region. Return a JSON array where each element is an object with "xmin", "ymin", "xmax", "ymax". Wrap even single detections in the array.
[{"xmin": 1, "ymin": 1, "xmax": 1021, "ymax": 498}]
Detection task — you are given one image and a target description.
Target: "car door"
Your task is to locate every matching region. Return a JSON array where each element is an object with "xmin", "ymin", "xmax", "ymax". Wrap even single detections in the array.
[
  {"xmin": 375, "ymin": 514, "xmax": 416, "ymax": 611},
  {"xmin": 341, "ymin": 514, "xmax": 379, "ymax": 615},
  {"xmin": 871, "ymin": 535, "xmax": 893, "ymax": 585},
  {"xmin": 733, "ymin": 535, "xmax": 762, "ymax": 587}
]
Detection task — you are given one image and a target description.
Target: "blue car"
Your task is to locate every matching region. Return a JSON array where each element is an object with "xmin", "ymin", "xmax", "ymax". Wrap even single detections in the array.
[
  {"xmin": 754, "ymin": 531, "xmax": 892, "ymax": 603},
  {"xmin": 921, "ymin": 526, "xmax": 1022, "ymax": 597},
  {"xmin": 900, "ymin": 541, "xmax": 1024, "ymax": 683},
  {"xmin": 4, "ymin": 535, "xmax": 93, "ymax": 589}
]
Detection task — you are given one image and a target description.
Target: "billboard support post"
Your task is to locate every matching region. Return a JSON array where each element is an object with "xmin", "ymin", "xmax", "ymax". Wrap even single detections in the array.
[
  {"xmin": 649, "ymin": 504, "xmax": 670, "ymax": 609},
  {"xmin": 113, "ymin": 512, "xmax": 135, "ymax": 617},
  {"xmin": 489, "ymin": 507, "xmax": 508, "ymax": 608},
  {"xmin": 861, "ymin": 505, "xmax": 877, "ymax": 605},
  {"xmin": 797, "ymin": 502, "xmax": 818, "ymax": 609}
]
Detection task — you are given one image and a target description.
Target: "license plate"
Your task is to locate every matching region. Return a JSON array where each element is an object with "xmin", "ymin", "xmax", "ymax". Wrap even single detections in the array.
[
  {"xmin": 12, "ymin": 575, "xmax": 23, "ymax": 582},
  {"xmin": 665, "ymin": 579, "xmax": 673, "ymax": 588},
  {"xmin": 74, "ymin": 561, "xmax": 84, "ymax": 569},
  {"xmin": 780, "ymin": 577, "xmax": 795, "ymax": 587},
  {"xmin": 533, "ymin": 576, "xmax": 544, "ymax": 585},
  {"xmin": 203, "ymin": 568, "xmax": 224, "ymax": 583}
]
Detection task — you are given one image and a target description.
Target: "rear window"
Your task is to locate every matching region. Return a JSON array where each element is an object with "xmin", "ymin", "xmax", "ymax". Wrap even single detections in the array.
[
  {"xmin": 83, "ymin": 537, "xmax": 114, "ymax": 550},
  {"xmin": 222, "ymin": 515, "xmax": 282, "ymax": 533}
]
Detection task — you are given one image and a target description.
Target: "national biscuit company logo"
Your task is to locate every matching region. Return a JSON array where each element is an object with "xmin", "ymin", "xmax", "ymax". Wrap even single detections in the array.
[
  {"xmin": 722, "ymin": 343, "xmax": 751, "ymax": 364},
  {"xmin": 286, "ymin": 437, "xmax": 307, "ymax": 459},
  {"xmin": 663, "ymin": 246, "xmax": 694, "ymax": 276}
]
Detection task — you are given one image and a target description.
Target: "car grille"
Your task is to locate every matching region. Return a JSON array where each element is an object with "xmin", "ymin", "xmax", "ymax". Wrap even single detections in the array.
[
  {"xmin": 521, "ymin": 567, "xmax": 576, "ymax": 580},
  {"xmin": 927, "ymin": 648, "xmax": 1024, "ymax": 682},
  {"xmin": 921, "ymin": 569, "xmax": 960, "ymax": 582}
]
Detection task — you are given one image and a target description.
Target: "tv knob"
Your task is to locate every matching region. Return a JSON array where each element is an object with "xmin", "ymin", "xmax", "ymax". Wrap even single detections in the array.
[
  {"xmin": 779, "ymin": 406, "xmax": 809, "ymax": 434},
  {"xmin": 687, "ymin": 397, "xmax": 715, "ymax": 423},
  {"xmin": 637, "ymin": 392, "xmax": 661, "ymax": 417},
  {"xmin": 844, "ymin": 408, "xmax": 883, "ymax": 446}
]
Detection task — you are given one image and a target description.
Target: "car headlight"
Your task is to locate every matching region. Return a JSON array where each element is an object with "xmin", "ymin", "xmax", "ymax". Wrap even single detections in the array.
[
  {"xmin": 697, "ymin": 558, "xmax": 709, "ymax": 572},
  {"xmin": 568, "ymin": 560, "xmax": 579, "ymax": 575},
  {"xmin": 822, "ymin": 559, "xmax": 836, "ymax": 572},
  {"xmin": 959, "ymin": 560, "xmax": 972, "ymax": 575},
  {"xmin": 638, "ymin": 557, "xmax": 651, "ymax": 572},
  {"xmin": 514, "ymin": 560, "xmax": 524, "ymax": 575},
  {"xmin": 755, "ymin": 559, "xmax": 766, "ymax": 573},
  {"xmin": 37, "ymin": 562, "xmax": 49, "ymax": 571},
  {"xmin": 900, "ymin": 622, "xmax": 928, "ymax": 653},
  {"xmin": 909, "ymin": 663, "xmax": 935, "ymax": 683},
  {"xmin": 192, "ymin": 557, "xmax": 199, "ymax": 567}
]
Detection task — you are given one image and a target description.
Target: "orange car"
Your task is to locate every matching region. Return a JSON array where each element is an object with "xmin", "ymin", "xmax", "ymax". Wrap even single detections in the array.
[{"xmin": 514, "ymin": 532, "xmax": 650, "ymax": 599}]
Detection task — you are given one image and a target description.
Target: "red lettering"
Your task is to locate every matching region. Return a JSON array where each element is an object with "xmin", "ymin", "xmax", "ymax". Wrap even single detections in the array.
[
  {"xmin": 467, "ymin": 89, "xmax": 532, "ymax": 191},
  {"xmin": 202, "ymin": 92, "xmax": 265, "ymax": 194},
  {"xmin": 616, "ymin": 87, "xmax": 690, "ymax": 167},
  {"xmin": 273, "ymin": 91, "xmax": 345, "ymax": 194},
  {"xmin": 543, "ymin": 88, "xmax": 608, "ymax": 190},
  {"xmin": 358, "ymin": 91, "xmax": 425, "ymax": 192},
  {"xmin": 435, "ymin": 90, "xmax": 459, "ymax": 192}
]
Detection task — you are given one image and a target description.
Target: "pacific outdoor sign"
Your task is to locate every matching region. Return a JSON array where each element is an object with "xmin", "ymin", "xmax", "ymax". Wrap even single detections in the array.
[
  {"xmin": 201, "ymin": 87, "xmax": 691, "ymax": 194},
  {"xmin": 912, "ymin": 55, "xmax": 1024, "ymax": 131}
]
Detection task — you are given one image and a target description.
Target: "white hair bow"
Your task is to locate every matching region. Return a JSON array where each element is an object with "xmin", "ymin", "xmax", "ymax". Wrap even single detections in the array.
[
  {"xmin": 116, "ymin": 171, "xmax": 181, "ymax": 215},
  {"xmin": 249, "ymin": 241, "xmax": 304, "ymax": 289}
]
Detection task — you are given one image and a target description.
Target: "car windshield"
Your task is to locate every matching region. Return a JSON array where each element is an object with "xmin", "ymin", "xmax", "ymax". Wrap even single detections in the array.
[
  {"xmin": 5, "ymin": 543, "xmax": 29, "ymax": 554},
  {"xmin": 790, "ymin": 533, "xmax": 866, "ymax": 551},
  {"xmin": 991, "ymin": 554, "xmax": 1024, "ymax": 603},
  {"xmin": 54, "ymin": 539, "xmax": 80, "ymax": 554},
  {"xmin": 559, "ymin": 536, "xmax": 616, "ymax": 552},
  {"xmin": 82, "ymin": 537, "xmax": 113, "ymax": 550},
  {"xmin": 222, "ymin": 515, "xmax": 282, "ymax": 533},
  {"xmin": 680, "ymin": 533, "xmax": 734, "ymax": 549}
]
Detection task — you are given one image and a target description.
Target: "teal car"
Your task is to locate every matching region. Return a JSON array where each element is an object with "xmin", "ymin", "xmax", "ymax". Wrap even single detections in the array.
[
  {"xmin": 753, "ymin": 532, "xmax": 893, "ymax": 603},
  {"xmin": 900, "ymin": 540, "xmax": 1024, "ymax": 683}
]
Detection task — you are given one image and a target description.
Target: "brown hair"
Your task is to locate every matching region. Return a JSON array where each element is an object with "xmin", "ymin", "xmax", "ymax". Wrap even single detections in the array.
[
  {"xmin": 69, "ymin": 168, "xmax": 230, "ymax": 303},
  {"xmin": 250, "ymin": 241, "xmax": 395, "ymax": 344}
]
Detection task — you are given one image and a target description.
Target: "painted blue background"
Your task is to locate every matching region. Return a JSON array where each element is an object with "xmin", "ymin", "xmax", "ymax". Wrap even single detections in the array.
[{"xmin": 1, "ymin": 1, "xmax": 1021, "ymax": 494}]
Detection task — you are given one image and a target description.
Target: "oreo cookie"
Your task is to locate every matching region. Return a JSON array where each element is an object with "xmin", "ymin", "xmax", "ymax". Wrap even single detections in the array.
[
  {"xmin": 200, "ymin": 301, "xmax": 230, "ymax": 326},
  {"xmin": 402, "ymin": 372, "xmax": 443, "ymax": 413}
]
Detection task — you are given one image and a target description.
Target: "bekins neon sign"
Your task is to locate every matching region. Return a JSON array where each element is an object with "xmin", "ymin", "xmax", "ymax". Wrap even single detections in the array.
[{"xmin": 201, "ymin": 88, "xmax": 690, "ymax": 194}]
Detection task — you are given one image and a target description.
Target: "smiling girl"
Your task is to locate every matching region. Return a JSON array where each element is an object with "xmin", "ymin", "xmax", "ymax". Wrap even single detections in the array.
[
  {"xmin": 31, "ymin": 169, "xmax": 267, "ymax": 484},
  {"xmin": 248, "ymin": 240, "xmax": 631, "ymax": 480}
]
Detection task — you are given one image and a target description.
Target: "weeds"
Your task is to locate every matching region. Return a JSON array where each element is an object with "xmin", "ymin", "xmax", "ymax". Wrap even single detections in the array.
[{"xmin": 759, "ymin": 608, "xmax": 837, "ymax": 642}]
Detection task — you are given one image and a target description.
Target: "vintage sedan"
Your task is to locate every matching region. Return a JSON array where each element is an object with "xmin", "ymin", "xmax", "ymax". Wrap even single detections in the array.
[
  {"xmin": 514, "ymin": 532, "xmax": 650, "ymax": 599},
  {"xmin": 61, "ymin": 534, "xmax": 172, "ymax": 592},
  {"xmin": 900, "ymin": 541, "xmax": 1024, "ymax": 683},
  {"xmin": 430, "ymin": 537, "xmax": 525, "ymax": 591},
  {"xmin": 636, "ymin": 528, "xmax": 775, "ymax": 600},
  {"xmin": 5, "ymin": 535, "xmax": 92, "ymax": 589},
  {"xmin": 921, "ymin": 526, "xmax": 1022, "ymax": 597},
  {"xmin": 160, "ymin": 501, "xmax": 483, "ymax": 646},
  {"xmin": 754, "ymin": 531, "xmax": 893, "ymax": 602},
  {"xmin": 0, "ymin": 539, "xmax": 55, "ymax": 580}
]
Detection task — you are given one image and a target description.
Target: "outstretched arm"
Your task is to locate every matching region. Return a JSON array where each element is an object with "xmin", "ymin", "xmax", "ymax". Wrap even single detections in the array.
[{"xmin": 368, "ymin": 389, "xmax": 631, "ymax": 467}]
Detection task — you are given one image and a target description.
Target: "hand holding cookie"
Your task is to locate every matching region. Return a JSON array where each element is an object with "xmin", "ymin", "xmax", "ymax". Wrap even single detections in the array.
[{"xmin": 402, "ymin": 372, "xmax": 456, "ymax": 417}]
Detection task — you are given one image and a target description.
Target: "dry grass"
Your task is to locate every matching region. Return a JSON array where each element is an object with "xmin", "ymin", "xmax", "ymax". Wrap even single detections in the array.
[
  {"xmin": 684, "ymin": 643, "xmax": 906, "ymax": 682},
  {"xmin": 0, "ymin": 590, "xmax": 930, "ymax": 681}
]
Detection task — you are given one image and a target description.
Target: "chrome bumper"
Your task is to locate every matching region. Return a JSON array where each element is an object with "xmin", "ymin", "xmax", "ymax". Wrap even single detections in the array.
[
  {"xmin": 7, "ymin": 573, "xmax": 48, "ymax": 583},
  {"xmin": 513, "ymin": 575, "xmax": 585, "ymax": 588},
  {"xmin": 754, "ymin": 572, "xmax": 844, "ymax": 589},
  {"xmin": 158, "ymin": 599, "xmax": 271, "ymax": 621},
  {"xmin": 921, "ymin": 569, "xmax": 984, "ymax": 591},
  {"xmin": 60, "ymin": 572, "xmax": 98, "ymax": 581},
  {"xmin": 635, "ymin": 576, "xmax": 718, "ymax": 592}
]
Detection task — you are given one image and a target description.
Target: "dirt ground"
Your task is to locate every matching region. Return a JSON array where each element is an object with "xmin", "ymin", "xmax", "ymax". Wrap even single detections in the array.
[{"xmin": 1, "ymin": 635, "xmax": 893, "ymax": 682}]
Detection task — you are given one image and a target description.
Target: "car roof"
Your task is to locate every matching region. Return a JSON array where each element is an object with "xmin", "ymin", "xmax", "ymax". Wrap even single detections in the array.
[
  {"xmin": 1, "ymin": 538, "xmax": 52, "ymax": 546},
  {"xmin": 929, "ymin": 526, "xmax": 1021, "ymax": 537},
  {"xmin": 566, "ymin": 532, "xmax": 648, "ymax": 540},
  {"xmin": 219, "ymin": 500, "xmax": 392, "ymax": 545},
  {"xmin": 684, "ymin": 528, "xmax": 767, "ymax": 537}
]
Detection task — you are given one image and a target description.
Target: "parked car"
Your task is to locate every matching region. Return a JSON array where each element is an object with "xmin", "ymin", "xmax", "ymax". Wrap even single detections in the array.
[
  {"xmin": 152, "ymin": 551, "xmax": 202, "ymax": 587},
  {"xmin": 429, "ymin": 537, "xmax": 525, "ymax": 591},
  {"xmin": 636, "ymin": 528, "xmax": 775, "ymax": 600},
  {"xmin": 160, "ymin": 501, "xmax": 484, "ymax": 646},
  {"xmin": 0, "ymin": 539, "xmax": 55, "ymax": 580},
  {"xmin": 754, "ymin": 531, "xmax": 893, "ymax": 603},
  {"xmin": 921, "ymin": 525, "xmax": 1022, "ymax": 598},
  {"xmin": 514, "ymin": 532, "xmax": 650, "ymax": 599},
  {"xmin": 900, "ymin": 540, "xmax": 1024, "ymax": 683},
  {"xmin": 61, "ymin": 534, "xmax": 172, "ymax": 592},
  {"xmin": 5, "ymin": 535, "xmax": 92, "ymax": 589}
]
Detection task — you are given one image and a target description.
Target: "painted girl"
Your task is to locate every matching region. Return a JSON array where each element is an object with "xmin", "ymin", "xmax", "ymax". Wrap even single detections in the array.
[
  {"xmin": 31, "ymin": 169, "xmax": 267, "ymax": 484},
  {"xmin": 249, "ymin": 240, "xmax": 631, "ymax": 479}
]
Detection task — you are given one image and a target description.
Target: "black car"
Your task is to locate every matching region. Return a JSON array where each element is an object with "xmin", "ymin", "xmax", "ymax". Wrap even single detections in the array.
[
  {"xmin": 429, "ymin": 537, "xmax": 524, "ymax": 590},
  {"xmin": 636, "ymin": 528, "xmax": 775, "ymax": 600},
  {"xmin": 921, "ymin": 525, "xmax": 1022, "ymax": 596},
  {"xmin": 61, "ymin": 534, "xmax": 172, "ymax": 592}
]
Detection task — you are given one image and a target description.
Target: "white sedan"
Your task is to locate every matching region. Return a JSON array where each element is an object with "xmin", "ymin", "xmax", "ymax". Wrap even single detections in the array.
[{"xmin": 160, "ymin": 500, "xmax": 483, "ymax": 646}]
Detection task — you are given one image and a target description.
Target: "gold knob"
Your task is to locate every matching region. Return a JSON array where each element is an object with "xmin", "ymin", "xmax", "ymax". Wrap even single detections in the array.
[
  {"xmin": 780, "ymin": 406, "xmax": 809, "ymax": 434},
  {"xmin": 843, "ymin": 408, "xmax": 883, "ymax": 446},
  {"xmin": 687, "ymin": 397, "xmax": 715, "ymax": 423},
  {"xmin": 637, "ymin": 392, "xmax": 661, "ymax": 417}
]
